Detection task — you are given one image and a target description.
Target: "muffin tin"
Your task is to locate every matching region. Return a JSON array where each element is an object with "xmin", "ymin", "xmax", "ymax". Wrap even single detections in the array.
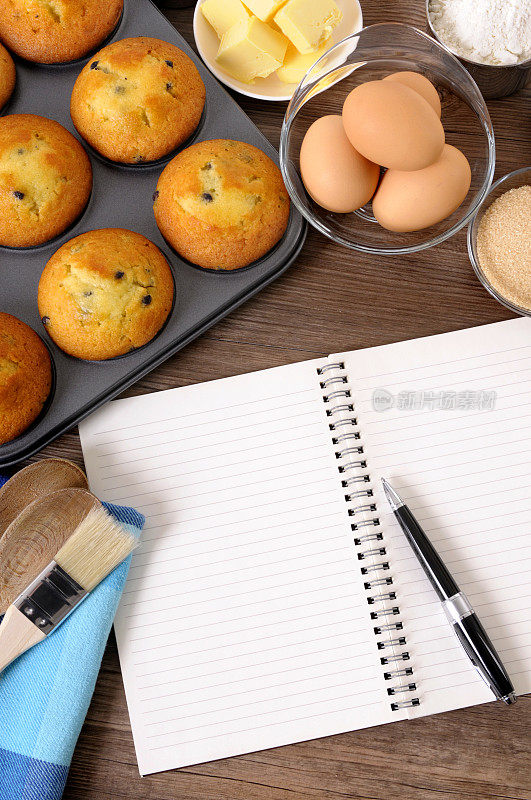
[{"xmin": 0, "ymin": 0, "xmax": 307, "ymax": 469}]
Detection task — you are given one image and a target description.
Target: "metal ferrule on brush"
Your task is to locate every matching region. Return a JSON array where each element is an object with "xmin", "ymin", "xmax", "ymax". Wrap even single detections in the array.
[{"xmin": 14, "ymin": 562, "xmax": 86, "ymax": 635}]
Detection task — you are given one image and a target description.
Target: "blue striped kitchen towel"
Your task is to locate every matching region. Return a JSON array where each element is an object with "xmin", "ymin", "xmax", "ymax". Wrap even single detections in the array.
[{"xmin": 0, "ymin": 474, "xmax": 145, "ymax": 800}]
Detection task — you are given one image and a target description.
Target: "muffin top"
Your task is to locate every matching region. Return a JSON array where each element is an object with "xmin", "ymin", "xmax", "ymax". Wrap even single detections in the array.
[
  {"xmin": 0, "ymin": 114, "xmax": 92, "ymax": 248},
  {"xmin": 0, "ymin": 114, "xmax": 92, "ymax": 247},
  {"xmin": 153, "ymin": 139, "xmax": 290, "ymax": 270},
  {"xmin": 0, "ymin": 0, "xmax": 123, "ymax": 64},
  {"xmin": 38, "ymin": 228, "xmax": 174, "ymax": 360},
  {"xmin": 0, "ymin": 313, "xmax": 52, "ymax": 446},
  {"xmin": 70, "ymin": 37, "xmax": 206, "ymax": 164},
  {"xmin": 0, "ymin": 43, "xmax": 16, "ymax": 110}
]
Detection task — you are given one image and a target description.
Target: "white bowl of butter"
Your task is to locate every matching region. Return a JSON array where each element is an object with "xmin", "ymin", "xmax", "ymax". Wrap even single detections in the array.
[{"xmin": 193, "ymin": 0, "xmax": 363, "ymax": 101}]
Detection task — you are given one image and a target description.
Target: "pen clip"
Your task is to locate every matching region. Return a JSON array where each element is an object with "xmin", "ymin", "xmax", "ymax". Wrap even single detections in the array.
[
  {"xmin": 468, "ymin": 652, "xmax": 499, "ymax": 698},
  {"xmin": 451, "ymin": 621, "xmax": 498, "ymax": 699}
]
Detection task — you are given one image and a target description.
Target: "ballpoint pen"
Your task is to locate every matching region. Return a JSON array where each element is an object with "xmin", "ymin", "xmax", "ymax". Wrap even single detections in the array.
[{"xmin": 381, "ymin": 478, "xmax": 516, "ymax": 705}]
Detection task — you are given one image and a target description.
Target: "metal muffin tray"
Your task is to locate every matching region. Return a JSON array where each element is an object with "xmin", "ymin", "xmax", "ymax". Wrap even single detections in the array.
[{"xmin": 0, "ymin": 0, "xmax": 307, "ymax": 469}]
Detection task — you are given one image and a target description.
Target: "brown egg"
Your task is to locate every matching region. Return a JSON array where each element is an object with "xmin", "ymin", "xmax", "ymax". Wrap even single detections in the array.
[
  {"xmin": 372, "ymin": 144, "xmax": 471, "ymax": 232},
  {"xmin": 342, "ymin": 80, "xmax": 445, "ymax": 171},
  {"xmin": 383, "ymin": 71, "xmax": 441, "ymax": 117},
  {"xmin": 300, "ymin": 115, "xmax": 380, "ymax": 213}
]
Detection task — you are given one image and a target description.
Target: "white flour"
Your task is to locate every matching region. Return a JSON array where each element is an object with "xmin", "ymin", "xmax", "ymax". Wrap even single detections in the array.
[{"xmin": 428, "ymin": 0, "xmax": 531, "ymax": 65}]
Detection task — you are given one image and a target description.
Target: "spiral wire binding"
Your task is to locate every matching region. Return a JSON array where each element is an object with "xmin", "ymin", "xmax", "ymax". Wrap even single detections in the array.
[{"xmin": 318, "ymin": 361, "xmax": 420, "ymax": 713}]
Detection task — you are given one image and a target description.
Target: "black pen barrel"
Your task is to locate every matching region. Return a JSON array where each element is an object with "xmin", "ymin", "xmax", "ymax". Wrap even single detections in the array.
[
  {"xmin": 385, "ymin": 483, "xmax": 516, "ymax": 705},
  {"xmin": 394, "ymin": 505, "xmax": 459, "ymax": 600},
  {"xmin": 453, "ymin": 614, "xmax": 515, "ymax": 701}
]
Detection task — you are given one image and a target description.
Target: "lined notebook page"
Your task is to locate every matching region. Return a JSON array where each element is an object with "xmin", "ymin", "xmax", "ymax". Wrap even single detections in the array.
[
  {"xmin": 80, "ymin": 359, "xmax": 396, "ymax": 775},
  {"xmin": 337, "ymin": 318, "xmax": 531, "ymax": 719}
]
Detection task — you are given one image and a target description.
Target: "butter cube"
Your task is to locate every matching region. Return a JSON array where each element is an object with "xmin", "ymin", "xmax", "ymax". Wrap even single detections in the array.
[
  {"xmin": 201, "ymin": 0, "xmax": 250, "ymax": 39},
  {"xmin": 241, "ymin": 0, "xmax": 286, "ymax": 22},
  {"xmin": 274, "ymin": 0, "xmax": 342, "ymax": 54},
  {"xmin": 276, "ymin": 40, "xmax": 328, "ymax": 83},
  {"xmin": 216, "ymin": 16, "xmax": 288, "ymax": 83}
]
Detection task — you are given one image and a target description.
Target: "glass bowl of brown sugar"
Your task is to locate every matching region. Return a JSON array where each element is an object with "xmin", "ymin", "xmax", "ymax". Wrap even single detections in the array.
[{"xmin": 468, "ymin": 167, "xmax": 531, "ymax": 316}]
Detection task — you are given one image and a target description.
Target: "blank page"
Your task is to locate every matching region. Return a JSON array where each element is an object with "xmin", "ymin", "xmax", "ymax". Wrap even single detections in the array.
[
  {"xmin": 336, "ymin": 318, "xmax": 531, "ymax": 719},
  {"xmin": 79, "ymin": 359, "xmax": 396, "ymax": 775}
]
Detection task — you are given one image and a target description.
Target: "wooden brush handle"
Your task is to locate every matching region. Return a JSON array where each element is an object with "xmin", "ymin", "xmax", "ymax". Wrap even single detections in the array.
[{"xmin": 0, "ymin": 605, "xmax": 46, "ymax": 673}]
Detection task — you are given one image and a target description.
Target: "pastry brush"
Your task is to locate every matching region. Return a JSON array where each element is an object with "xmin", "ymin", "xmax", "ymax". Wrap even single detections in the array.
[{"xmin": 0, "ymin": 505, "xmax": 137, "ymax": 673}]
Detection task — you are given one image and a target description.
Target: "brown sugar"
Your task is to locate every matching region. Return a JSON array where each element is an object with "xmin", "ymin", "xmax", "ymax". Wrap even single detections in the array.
[{"xmin": 476, "ymin": 185, "xmax": 531, "ymax": 311}]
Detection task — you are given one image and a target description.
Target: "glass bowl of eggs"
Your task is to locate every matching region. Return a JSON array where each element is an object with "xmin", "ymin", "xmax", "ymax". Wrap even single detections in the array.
[{"xmin": 279, "ymin": 22, "xmax": 495, "ymax": 254}]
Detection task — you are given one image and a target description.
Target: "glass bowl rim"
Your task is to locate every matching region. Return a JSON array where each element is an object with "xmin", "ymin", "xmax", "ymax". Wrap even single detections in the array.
[
  {"xmin": 279, "ymin": 22, "xmax": 496, "ymax": 256},
  {"xmin": 467, "ymin": 166, "xmax": 531, "ymax": 317}
]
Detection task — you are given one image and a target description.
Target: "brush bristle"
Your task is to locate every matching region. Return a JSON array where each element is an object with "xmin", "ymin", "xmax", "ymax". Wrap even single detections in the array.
[{"xmin": 55, "ymin": 507, "xmax": 136, "ymax": 591}]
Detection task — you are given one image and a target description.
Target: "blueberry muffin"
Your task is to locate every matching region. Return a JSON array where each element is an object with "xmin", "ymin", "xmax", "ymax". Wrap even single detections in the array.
[
  {"xmin": 38, "ymin": 228, "xmax": 174, "ymax": 360},
  {"xmin": 0, "ymin": 114, "xmax": 92, "ymax": 248},
  {"xmin": 70, "ymin": 37, "xmax": 206, "ymax": 164},
  {"xmin": 0, "ymin": 43, "xmax": 15, "ymax": 110},
  {"xmin": 0, "ymin": 0, "xmax": 123, "ymax": 64},
  {"xmin": 153, "ymin": 139, "xmax": 290, "ymax": 270},
  {"xmin": 0, "ymin": 313, "xmax": 52, "ymax": 445}
]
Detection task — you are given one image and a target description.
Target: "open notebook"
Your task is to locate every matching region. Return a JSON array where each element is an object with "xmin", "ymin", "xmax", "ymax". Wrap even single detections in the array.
[{"xmin": 79, "ymin": 317, "xmax": 531, "ymax": 775}]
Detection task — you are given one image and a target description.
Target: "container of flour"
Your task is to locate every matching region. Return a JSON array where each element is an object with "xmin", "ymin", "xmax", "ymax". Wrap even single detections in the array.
[{"xmin": 426, "ymin": 0, "xmax": 531, "ymax": 98}]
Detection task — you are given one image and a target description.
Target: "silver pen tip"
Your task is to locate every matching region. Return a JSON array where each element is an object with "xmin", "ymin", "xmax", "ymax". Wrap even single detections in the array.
[
  {"xmin": 502, "ymin": 692, "xmax": 517, "ymax": 705},
  {"xmin": 381, "ymin": 478, "xmax": 404, "ymax": 512}
]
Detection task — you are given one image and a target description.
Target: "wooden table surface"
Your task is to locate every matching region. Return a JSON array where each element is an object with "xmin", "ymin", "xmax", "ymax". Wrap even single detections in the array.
[{"xmin": 21, "ymin": 1, "xmax": 530, "ymax": 798}]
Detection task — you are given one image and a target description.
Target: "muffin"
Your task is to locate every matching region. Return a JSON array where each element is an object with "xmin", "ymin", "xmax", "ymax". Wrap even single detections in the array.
[
  {"xmin": 0, "ymin": 0, "xmax": 123, "ymax": 64},
  {"xmin": 38, "ymin": 228, "xmax": 174, "ymax": 360},
  {"xmin": 70, "ymin": 37, "xmax": 206, "ymax": 164},
  {"xmin": 153, "ymin": 139, "xmax": 290, "ymax": 270},
  {"xmin": 0, "ymin": 43, "xmax": 15, "ymax": 110},
  {"xmin": 0, "ymin": 313, "xmax": 52, "ymax": 445},
  {"xmin": 0, "ymin": 114, "xmax": 92, "ymax": 248}
]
